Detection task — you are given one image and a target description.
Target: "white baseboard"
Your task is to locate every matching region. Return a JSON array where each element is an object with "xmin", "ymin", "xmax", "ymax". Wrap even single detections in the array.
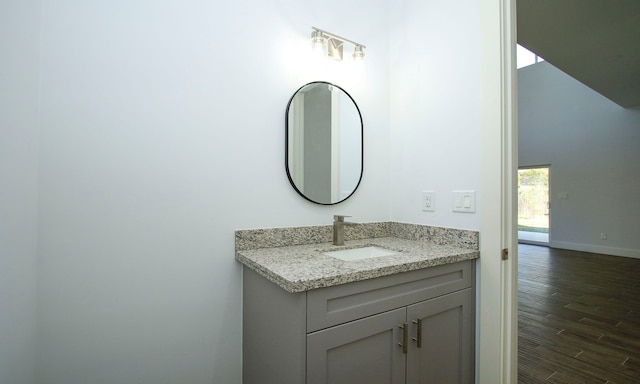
[
  {"xmin": 549, "ymin": 241, "xmax": 640, "ymax": 259},
  {"xmin": 518, "ymin": 239, "xmax": 549, "ymax": 247}
]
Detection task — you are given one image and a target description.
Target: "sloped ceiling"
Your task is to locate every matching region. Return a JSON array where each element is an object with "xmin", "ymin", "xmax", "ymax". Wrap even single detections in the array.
[{"xmin": 517, "ymin": 0, "xmax": 640, "ymax": 108}]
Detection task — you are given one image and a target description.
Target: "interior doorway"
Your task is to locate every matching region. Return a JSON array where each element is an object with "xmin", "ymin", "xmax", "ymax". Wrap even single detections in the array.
[{"xmin": 517, "ymin": 166, "xmax": 549, "ymax": 245}]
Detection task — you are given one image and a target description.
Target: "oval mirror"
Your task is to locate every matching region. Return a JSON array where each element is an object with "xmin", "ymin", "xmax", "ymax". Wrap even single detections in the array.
[{"xmin": 286, "ymin": 81, "xmax": 363, "ymax": 205}]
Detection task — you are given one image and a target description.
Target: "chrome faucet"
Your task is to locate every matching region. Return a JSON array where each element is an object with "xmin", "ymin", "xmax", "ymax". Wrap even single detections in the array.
[{"xmin": 333, "ymin": 215, "xmax": 356, "ymax": 246}]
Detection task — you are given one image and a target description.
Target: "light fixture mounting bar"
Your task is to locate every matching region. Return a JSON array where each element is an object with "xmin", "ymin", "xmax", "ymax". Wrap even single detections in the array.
[{"xmin": 311, "ymin": 26, "xmax": 366, "ymax": 49}]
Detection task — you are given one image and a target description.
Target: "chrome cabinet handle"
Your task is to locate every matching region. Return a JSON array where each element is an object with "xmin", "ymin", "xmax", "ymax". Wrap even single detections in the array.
[
  {"xmin": 398, "ymin": 323, "xmax": 408, "ymax": 354},
  {"xmin": 412, "ymin": 319, "xmax": 423, "ymax": 348}
]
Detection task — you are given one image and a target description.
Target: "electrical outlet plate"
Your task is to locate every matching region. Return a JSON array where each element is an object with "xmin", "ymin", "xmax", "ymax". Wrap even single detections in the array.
[{"xmin": 422, "ymin": 191, "xmax": 435, "ymax": 212}]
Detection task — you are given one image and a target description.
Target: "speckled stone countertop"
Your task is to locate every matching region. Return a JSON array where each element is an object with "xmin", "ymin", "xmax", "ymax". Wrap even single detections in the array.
[{"xmin": 235, "ymin": 222, "xmax": 479, "ymax": 293}]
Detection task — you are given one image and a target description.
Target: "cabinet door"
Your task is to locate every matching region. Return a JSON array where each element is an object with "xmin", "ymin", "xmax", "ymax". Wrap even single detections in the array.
[
  {"xmin": 406, "ymin": 288, "xmax": 473, "ymax": 384},
  {"xmin": 307, "ymin": 308, "xmax": 406, "ymax": 384}
]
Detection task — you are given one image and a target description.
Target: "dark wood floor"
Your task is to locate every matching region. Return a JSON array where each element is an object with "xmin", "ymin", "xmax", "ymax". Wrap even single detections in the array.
[{"xmin": 518, "ymin": 244, "xmax": 640, "ymax": 384}]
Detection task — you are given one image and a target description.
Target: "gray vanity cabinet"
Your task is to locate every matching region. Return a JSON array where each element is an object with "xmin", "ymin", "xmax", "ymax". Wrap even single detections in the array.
[{"xmin": 242, "ymin": 260, "xmax": 474, "ymax": 384}]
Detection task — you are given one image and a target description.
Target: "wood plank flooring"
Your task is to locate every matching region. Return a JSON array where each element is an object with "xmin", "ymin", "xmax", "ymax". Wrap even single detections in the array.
[{"xmin": 518, "ymin": 244, "xmax": 640, "ymax": 384}]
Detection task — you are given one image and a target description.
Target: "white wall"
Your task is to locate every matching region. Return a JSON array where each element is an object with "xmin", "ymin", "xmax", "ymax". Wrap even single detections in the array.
[
  {"xmin": 0, "ymin": 1, "xmax": 40, "ymax": 383},
  {"xmin": 34, "ymin": 1, "xmax": 390, "ymax": 383},
  {"xmin": 519, "ymin": 62, "xmax": 640, "ymax": 258},
  {"xmin": 2, "ymin": 0, "xmax": 499, "ymax": 382},
  {"xmin": 389, "ymin": 0, "xmax": 483, "ymax": 230}
]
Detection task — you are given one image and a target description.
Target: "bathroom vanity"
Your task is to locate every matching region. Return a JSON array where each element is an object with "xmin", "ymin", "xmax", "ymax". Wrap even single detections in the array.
[{"xmin": 236, "ymin": 222, "xmax": 478, "ymax": 384}]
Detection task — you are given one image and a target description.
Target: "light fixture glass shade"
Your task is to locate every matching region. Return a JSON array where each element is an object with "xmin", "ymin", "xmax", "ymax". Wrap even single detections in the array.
[
  {"xmin": 311, "ymin": 30, "xmax": 325, "ymax": 55},
  {"xmin": 353, "ymin": 45, "xmax": 365, "ymax": 61}
]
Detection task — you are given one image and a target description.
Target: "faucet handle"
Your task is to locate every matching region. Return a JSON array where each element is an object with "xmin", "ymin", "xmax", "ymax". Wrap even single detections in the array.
[{"xmin": 334, "ymin": 215, "xmax": 352, "ymax": 222}]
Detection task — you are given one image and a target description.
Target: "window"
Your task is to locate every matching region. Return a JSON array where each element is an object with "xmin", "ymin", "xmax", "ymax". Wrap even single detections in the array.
[
  {"xmin": 517, "ymin": 44, "xmax": 545, "ymax": 69},
  {"xmin": 518, "ymin": 166, "xmax": 550, "ymax": 244}
]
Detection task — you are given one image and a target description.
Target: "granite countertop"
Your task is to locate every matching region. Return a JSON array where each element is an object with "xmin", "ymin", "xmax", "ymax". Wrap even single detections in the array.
[{"xmin": 236, "ymin": 235, "xmax": 479, "ymax": 293}]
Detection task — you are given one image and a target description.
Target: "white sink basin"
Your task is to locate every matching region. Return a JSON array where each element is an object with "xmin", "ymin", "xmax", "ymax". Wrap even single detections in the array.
[{"xmin": 323, "ymin": 246, "xmax": 398, "ymax": 261}]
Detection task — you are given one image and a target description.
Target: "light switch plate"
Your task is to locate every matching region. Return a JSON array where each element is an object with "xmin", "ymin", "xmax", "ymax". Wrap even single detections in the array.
[{"xmin": 453, "ymin": 190, "xmax": 476, "ymax": 213}]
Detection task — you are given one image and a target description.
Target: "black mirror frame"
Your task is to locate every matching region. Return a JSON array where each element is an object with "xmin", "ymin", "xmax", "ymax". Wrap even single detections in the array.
[{"xmin": 285, "ymin": 81, "xmax": 364, "ymax": 205}]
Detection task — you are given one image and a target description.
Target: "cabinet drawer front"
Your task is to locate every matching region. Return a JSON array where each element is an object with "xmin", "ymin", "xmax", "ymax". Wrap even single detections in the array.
[{"xmin": 307, "ymin": 261, "xmax": 472, "ymax": 332}]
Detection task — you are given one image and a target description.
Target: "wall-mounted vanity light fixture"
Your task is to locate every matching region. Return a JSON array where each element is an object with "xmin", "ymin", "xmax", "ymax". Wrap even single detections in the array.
[{"xmin": 311, "ymin": 27, "xmax": 366, "ymax": 61}]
